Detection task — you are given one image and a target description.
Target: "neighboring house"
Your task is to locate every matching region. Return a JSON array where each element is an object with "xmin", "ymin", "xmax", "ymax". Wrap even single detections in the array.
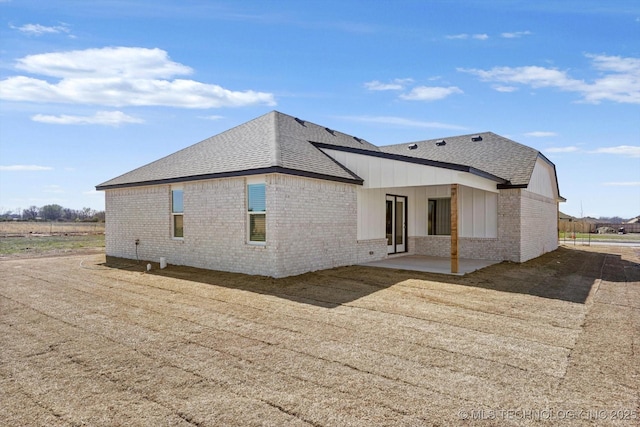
[{"xmin": 96, "ymin": 111, "xmax": 564, "ymax": 278}]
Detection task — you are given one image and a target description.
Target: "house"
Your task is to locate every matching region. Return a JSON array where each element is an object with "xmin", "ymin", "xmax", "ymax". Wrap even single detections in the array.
[{"xmin": 96, "ymin": 111, "xmax": 564, "ymax": 277}]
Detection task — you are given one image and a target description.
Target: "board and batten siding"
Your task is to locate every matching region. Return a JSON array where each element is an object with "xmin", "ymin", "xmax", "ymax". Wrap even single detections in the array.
[
  {"xmin": 321, "ymin": 148, "xmax": 501, "ymax": 242},
  {"xmin": 320, "ymin": 148, "xmax": 499, "ymax": 193},
  {"xmin": 527, "ymin": 157, "xmax": 558, "ymax": 199},
  {"xmin": 356, "ymin": 184, "xmax": 498, "ymax": 240},
  {"xmin": 459, "ymin": 186, "xmax": 498, "ymax": 238}
]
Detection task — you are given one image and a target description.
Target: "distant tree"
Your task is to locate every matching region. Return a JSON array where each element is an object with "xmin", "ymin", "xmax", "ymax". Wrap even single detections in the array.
[
  {"xmin": 62, "ymin": 208, "xmax": 77, "ymax": 221},
  {"xmin": 22, "ymin": 205, "xmax": 40, "ymax": 220},
  {"xmin": 0, "ymin": 210, "xmax": 13, "ymax": 220},
  {"xmin": 40, "ymin": 204, "xmax": 64, "ymax": 221},
  {"xmin": 80, "ymin": 207, "xmax": 95, "ymax": 220},
  {"xmin": 93, "ymin": 210, "xmax": 106, "ymax": 222}
]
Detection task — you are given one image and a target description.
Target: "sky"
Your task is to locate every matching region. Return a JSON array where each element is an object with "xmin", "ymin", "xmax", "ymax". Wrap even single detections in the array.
[{"xmin": 0, "ymin": 0, "xmax": 639, "ymax": 219}]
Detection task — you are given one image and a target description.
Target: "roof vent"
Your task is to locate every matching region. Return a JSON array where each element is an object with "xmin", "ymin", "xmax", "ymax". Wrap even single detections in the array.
[
  {"xmin": 435, "ymin": 140, "xmax": 446, "ymax": 146},
  {"xmin": 407, "ymin": 143, "xmax": 418, "ymax": 150},
  {"xmin": 471, "ymin": 135, "xmax": 483, "ymax": 142},
  {"xmin": 325, "ymin": 127, "xmax": 335, "ymax": 136},
  {"xmin": 294, "ymin": 117, "xmax": 306, "ymax": 126},
  {"xmin": 353, "ymin": 136, "xmax": 363, "ymax": 144}
]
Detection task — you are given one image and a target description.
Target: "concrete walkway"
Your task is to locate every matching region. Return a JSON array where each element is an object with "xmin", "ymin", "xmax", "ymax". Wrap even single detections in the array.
[{"xmin": 360, "ymin": 254, "xmax": 500, "ymax": 275}]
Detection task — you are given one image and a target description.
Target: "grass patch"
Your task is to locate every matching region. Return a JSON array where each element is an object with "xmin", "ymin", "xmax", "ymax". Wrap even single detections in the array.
[{"xmin": 0, "ymin": 234, "xmax": 105, "ymax": 255}]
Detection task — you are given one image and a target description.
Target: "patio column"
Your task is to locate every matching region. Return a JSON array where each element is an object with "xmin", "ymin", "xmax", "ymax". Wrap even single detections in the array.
[{"xmin": 451, "ymin": 184, "xmax": 459, "ymax": 273}]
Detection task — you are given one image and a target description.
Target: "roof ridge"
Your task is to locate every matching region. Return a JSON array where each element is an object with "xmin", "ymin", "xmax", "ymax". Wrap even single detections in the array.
[{"xmin": 271, "ymin": 111, "xmax": 282, "ymax": 167}]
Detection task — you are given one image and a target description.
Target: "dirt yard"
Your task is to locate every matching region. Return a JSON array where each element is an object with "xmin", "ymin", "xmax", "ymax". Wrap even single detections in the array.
[{"xmin": 1, "ymin": 245, "xmax": 638, "ymax": 426}]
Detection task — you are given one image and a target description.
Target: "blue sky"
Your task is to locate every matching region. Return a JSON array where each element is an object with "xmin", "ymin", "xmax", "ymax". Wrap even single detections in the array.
[{"xmin": 1, "ymin": 0, "xmax": 638, "ymax": 218}]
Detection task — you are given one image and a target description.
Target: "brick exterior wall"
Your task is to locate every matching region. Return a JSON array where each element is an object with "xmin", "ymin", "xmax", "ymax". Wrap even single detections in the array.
[
  {"xmin": 105, "ymin": 178, "xmax": 276, "ymax": 276},
  {"xmin": 497, "ymin": 188, "xmax": 522, "ymax": 262},
  {"xmin": 408, "ymin": 188, "xmax": 557, "ymax": 263},
  {"xmin": 412, "ymin": 236, "xmax": 449, "ymax": 257},
  {"xmin": 105, "ymin": 174, "xmax": 360, "ymax": 278},
  {"xmin": 356, "ymin": 239, "xmax": 388, "ymax": 264},
  {"xmin": 267, "ymin": 174, "xmax": 359, "ymax": 277},
  {"xmin": 519, "ymin": 190, "xmax": 559, "ymax": 262},
  {"xmin": 104, "ymin": 178, "xmax": 558, "ymax": 277}
]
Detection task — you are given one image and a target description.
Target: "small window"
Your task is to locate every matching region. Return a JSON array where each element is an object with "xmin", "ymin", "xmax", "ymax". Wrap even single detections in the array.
[
  {"xmin": 172, "ymin": 188, "xmax": 184, "ymax": 238},
  {"xmin": 428, "ymin": 198, "xmax": 451, "ymax": 235},
  {"xmin": 247, "ymin": 183, "xmax": 266, "ymax": 243}
]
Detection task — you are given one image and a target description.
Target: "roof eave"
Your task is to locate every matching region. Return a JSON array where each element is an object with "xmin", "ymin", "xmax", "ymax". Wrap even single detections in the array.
[{"xmin": 95, "ymin": 166, "xmax": 363, "ymax": 191}]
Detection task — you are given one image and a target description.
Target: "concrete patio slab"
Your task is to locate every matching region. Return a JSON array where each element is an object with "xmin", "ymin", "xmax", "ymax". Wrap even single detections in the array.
[{"xmin": 360, "ymin": 254, "xmax": 501, "ymax": 275}]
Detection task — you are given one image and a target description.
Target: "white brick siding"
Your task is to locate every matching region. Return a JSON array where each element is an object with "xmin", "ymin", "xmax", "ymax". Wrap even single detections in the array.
[
  {"xmin": 267, "ymin": 174, "xmax": 358, "ymax": 277},
  {"xmin": 356, "ymin": 239, "xmax": 388, "ymax": 264},
  {"xmin": 497, "ymin": 188, "xmax": 522, "ymax": 262},
  {"xmin": 105, "ymin": 174, "xmax": 360, "ymax": 278},
  {"xmin": 407, "ymin": 188, "xmax": 557, "ymax": 263},
  {"xmin": 105, "ymin": 177, "xmax": 558, "ymax": 277},
  {"xmin": 105, "ymin": 178, "xmax": 275, "ymax": 275},
  {"xmin": 519, "ymin": 190, "xmax": 559, "ymax": 262}
]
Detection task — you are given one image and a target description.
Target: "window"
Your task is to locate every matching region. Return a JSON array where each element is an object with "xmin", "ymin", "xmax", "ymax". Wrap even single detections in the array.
[
  {"xmin": 428, "ymin": 198, "xmax": 451, "ymax": 235},
  {"xmin": 172, "ymin": 188, "xmax": 183, "ymax": 238},
  {"xmin": 247, "ymin": 183, "xmax": 266, "ymax": 243}
]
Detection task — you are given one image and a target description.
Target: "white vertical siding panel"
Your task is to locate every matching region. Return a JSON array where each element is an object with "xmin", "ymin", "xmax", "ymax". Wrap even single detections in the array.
[
  {"xmin": 381, "ymin": 161, "xmax": 394, "ymax": 187},
  {"xmin": 527, "ymin": 158, "xmax": 555, "ymax": 199},
  {"xmin": 460, "ymin": 186, "xmax": 474, "ymax": 237},
  {"xmin": 473, "ymin": 189, "xmax": 486, "ymax": 237},
  {"xmin": 357, "ymin": 187, "xmax": 386, "ymax": 240},
  {"xmin": 414, "ymin": 188, "xmax": 427, "ymax": 236},
  {"xmin": 486, "ymin": 192, "xmax": 498, "ymax": 237}
]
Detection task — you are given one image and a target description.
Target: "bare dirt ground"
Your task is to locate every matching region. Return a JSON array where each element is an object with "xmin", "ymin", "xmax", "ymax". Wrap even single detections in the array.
[{"xmin": 1, "ymin": 244, "xmax": 638, "ymax": 426}]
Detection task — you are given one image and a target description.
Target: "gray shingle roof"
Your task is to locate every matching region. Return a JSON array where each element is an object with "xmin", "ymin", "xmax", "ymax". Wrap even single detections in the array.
[
  {"xmin": 380, "ymin": 132, "xmax": 540, "ymax": 186},
  {"xmin": 96, "ymin": 111, "xmax": 379, "ymax": 189},
  {"xmin": 97, "ymin": 112, "xmax": 550, "ymax": 191}
]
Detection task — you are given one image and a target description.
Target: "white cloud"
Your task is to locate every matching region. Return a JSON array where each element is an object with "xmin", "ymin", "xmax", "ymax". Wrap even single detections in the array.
[
  {"xmin": 501, "ymin": 31, "xmax": 532, "ymax": 38},
  {"xmin": 525, "ymin": 131, "xmax": 558, "ymax": 137},
  {"xmin": 31, "ymin": 111, "xmax": 144, "ymax": 126},
  {"xmin": 340, "ymin": 115, "xmax": 466, "ymax": 130},
  {"xmin": 459, "ymin": 65, "xmax": 581, "ymax": 88},
  {"xmin": 15, "ymin": 47, "xmax": 190, "ymax": 79},
  {"xmin": 400, "ymin": 86, "xmax": 463, "ymax": 101},
  {"xmin": 590, "ymin": 145, "xmax": 640, "ymax": 157},
  {"xmin": 364, "ymin": 78, "xmax": 414, "ymax": 91},
  {"xmin": 458, "ymin": 54, "xmax": 640, "ymax": 104},
  {"xmin": 0, "ymin": 47, "xmax": 276, "ymax": 108},
  {"xmin": 446, "ymin": 33, "xmax": 489, "ymax": 40},
  {"xmin": 10, "ymin": 23, "xmax": 71, "ymax": 36},
  {"xmin": 199, "ymin": 115, "xmax": 225, "ymax": 121},
  {"xmin": 581, "ymin": 54, "xmax": 640, "ymax": 104},
  {"xmin": 446, "ymin": 34, "xmax": 469, "ymax": 40},
  {"xmin": 0, "ymin": 165, "xmax": 52, "ymax": 171},
  {"xmin": 602, "ymin": 182, "xmax": 640, "ymax": 186},
  {"xmin": 493, "ymin": 85, "xmax": 518, "ymax": 92},
  {"xmin": 545, "ymin": 146, "xmax": 579, "ymax": 153}
]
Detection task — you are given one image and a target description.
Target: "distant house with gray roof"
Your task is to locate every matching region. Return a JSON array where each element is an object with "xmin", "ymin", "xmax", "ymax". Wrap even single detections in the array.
[{"xmin": 97, "ymin": 111, "xmax": 564, "ymax": 277}]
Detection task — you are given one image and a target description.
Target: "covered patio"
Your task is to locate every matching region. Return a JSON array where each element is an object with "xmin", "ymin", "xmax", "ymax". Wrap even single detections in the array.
[{"xmin": 360, "ymin": 254, "xmax": 501, "ymax": 275}]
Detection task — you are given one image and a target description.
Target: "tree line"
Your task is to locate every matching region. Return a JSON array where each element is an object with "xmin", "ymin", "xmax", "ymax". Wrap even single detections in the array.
[{"xmin": 0, "ymin": 205, "xmax": 105, "ymax": 222}]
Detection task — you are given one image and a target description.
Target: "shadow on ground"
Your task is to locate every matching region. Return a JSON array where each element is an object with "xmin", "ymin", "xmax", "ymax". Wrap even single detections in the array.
[{"xmin": 104, "ymin": 246, "xmax": 639, "ymax": 308}]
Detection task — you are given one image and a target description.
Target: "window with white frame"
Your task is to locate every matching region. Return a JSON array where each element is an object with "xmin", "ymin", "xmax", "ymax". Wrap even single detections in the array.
[
  {"xmin": 171, "ymin": 187, "xmax": 184, "ymax": 238},
  {"xmin": 428, "ymin": 198, "xmax": 451, "ymax": 235},
  {"xmin": 247, "ymin": 182, "xmax": 266, "ymax": 243}
]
